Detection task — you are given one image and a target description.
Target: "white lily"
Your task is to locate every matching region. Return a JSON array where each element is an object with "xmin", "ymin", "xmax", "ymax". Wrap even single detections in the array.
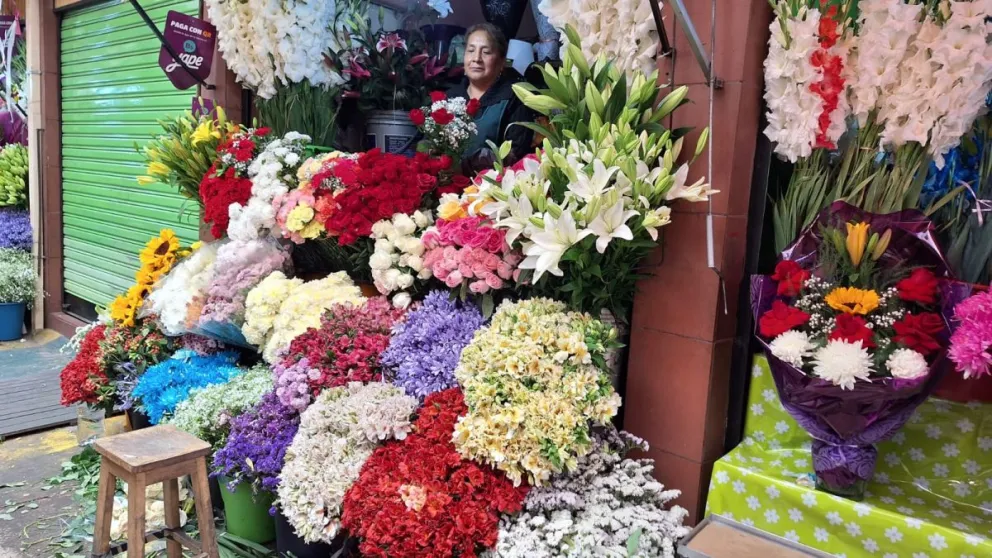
[
  {"xmin": 567, "ymin": 159, "xmax": 620, "ymax": 202},
  {"xmin": 664, "ymin": 163, "xmax": 719, "ymax": 202},
  {"xmin": 500, "ymin": 193, "xmax": 536, "ymax": 246},
  {"xmin": 587, "ymin": 200, "xmax": 639, "ymax": 253},
  {"xmin": 519, "ymin": 212, "xmax": 592, "ymax": 280},
  {"xmin": 642, "ymin": 206, "xmax": 672, "ymax": 241}
]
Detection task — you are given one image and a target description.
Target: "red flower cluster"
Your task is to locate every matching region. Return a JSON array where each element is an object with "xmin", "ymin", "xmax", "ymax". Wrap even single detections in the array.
[
  {"xmin": 466, "ymin": 98, "xmax": 481, "ymax": 117},
  {"xmin": 760, "ymin": 300, "xmax": 811, "ymax": 338},
  {"xmin": 829, "ymin": 314, "xmax": 876, "ymax": 348},
  {"xmin": 200, "ymin": 164, "xmax": 253, "ymax": 239},
  {"xmin": 341, "ymin": 389, "xmax": 528, "ymax": 558},
  {"xmin": 772, "ymin": 260, "xmax": 811, "ymax": 297},
  {"xmin": 59, "ymin": 326, "xmax": 108, "ymax": 406},
  {"xmin": 281, "ymin": 297, "xmax": 406, "ymax": 394},
  {"xmin": 896, "ymin": 268, "xmax": 939, "ymax": 305},
  {"xmin": 810, "ymin": 3, "xmax": 844, "ymax": 149},
  {"xmin": 893, "ymin": 312, "xmax": 944, "ymax": 355},
  {"xmin": 325, "ymin": 149, "xmax": 451, "ymax": 245},
  {"xmin": 409, "ymin": 108, "xmax": 427, "ymax": 126}
]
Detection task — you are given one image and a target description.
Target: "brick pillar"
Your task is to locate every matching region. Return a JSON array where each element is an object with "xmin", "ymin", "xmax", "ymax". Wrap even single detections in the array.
[{"xmin": 622, "ymin": 0, "xmax": 771, "ymax": 522}]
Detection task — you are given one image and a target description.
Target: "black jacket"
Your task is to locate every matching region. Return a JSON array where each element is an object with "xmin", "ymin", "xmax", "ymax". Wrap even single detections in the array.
[{"xmin": 447, "ymin": 68, "xmax": 536, "ymax": 170}]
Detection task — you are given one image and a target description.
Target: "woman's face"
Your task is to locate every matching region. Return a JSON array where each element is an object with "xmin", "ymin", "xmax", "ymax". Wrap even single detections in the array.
[{"xmin": 464, "ymin": 31, "xmax": 503, "ymax": 86}]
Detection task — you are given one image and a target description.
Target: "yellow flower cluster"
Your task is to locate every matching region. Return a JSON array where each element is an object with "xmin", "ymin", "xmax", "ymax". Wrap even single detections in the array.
[
  {"xmin": 453, "ymin": 298, "xmax": 621, "ymax": 486},
  {"xmin": 241, "ymin": 270, "xmax": 364, "ymax": 362},
  {"xmin": 109, "ymin": 230, "xmax": 188, "ymax": 327},
  {"xmin": 825, "ymin": 287, "xmax": 880, "ymax": 315}
]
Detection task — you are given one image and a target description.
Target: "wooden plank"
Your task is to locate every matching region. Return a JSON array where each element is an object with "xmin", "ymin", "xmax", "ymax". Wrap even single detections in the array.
[
  {"xmin": 0, "ymin": 368, "xmax": 78, "ymax": 437},
  {"xmin": 0, "ymin": 411, "xmax": 76, "ymax": 438}
]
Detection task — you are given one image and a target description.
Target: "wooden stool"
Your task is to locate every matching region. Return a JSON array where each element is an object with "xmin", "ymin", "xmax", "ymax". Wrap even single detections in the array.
[{"xmin": 90, "ymin": 424, "xmax": 218, "ymax": 558}]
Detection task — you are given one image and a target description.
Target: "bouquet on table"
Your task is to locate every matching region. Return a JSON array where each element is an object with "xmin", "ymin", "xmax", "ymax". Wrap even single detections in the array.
[{"xmin": 752, "ymin": 201, "xmax": 952, "ymax": 498}]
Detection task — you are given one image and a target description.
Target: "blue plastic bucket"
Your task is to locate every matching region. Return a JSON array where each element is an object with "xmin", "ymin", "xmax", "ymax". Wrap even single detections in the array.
[{"xmin": 0, "ymin": 302, "xmax": 25, "ymax": 341}]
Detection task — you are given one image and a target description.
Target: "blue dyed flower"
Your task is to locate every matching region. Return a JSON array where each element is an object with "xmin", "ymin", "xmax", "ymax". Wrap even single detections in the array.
[{"xmin": 132, "ymin": 351, "xmax": 243, "ymax": 424}]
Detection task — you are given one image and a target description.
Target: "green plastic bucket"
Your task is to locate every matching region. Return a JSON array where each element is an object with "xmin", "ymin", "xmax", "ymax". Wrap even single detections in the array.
[{"xmin": 217, "ymin": 477, "xmax": 276, "ymax": 543}]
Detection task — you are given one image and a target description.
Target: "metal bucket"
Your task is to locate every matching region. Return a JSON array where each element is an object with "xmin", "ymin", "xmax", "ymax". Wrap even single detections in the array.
[{"xmin": 364, "ymin": 110, "xmax": 418, "ymax": 156}]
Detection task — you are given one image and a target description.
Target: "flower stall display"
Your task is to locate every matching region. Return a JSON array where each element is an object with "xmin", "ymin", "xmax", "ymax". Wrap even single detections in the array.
[
  {"xmin": 168, "ymin": 363, "xmax": 273, "ymax": 449},
  {"xmin": 0, "ymin": 208, "xmax": 30, "ymax": 251},
  {"xmin": 409, "ymin": 91, "xmax": 479, "ymax": 161},
  {"xmin": 0, "ymin": 143, "xmax": 27, "ymax": 208},
  {"xmin": 241, "ymin": 271, "xmax": 364, "ymax": 362},
  {"xmin": 277, "ymin": 382, "xmax": 418, "ymax": 544},
  {"xmin": 59, "ymin": 325, "xmax": 108, "ymax": 407},
  {"xmin": 454, "ymin": 298, "xmax": 622, "ymax": 486},
  {"xmin": 273, "ymin": 297, "xmax": 405, "ymax": 410},
  {"xmin": 752, "ymin": 202, "xmax": 952, "ymax": 498},
  {"xmin": 490, "ymin": 428, "xmax": 690, "ymax": 558},
  {"xmin": 948, "ymin": 290, "xmax": 991, "ymax": 380},
  {"xmin": 381, "ymin": 291, "xmax": 485, "ymax": 398},
  {"xmin": 341, "ymin": 389, "xmax": 529, "ymax": 558},
  {"xmin": 143, "ymin": 241, "xmax": 221, "ymax": 336},
  {"xmin": 109, "ymin": 229, "xmax": 190, "ymax": 328},
  {"xmin": 137, "ymin": 106, "xmax": 237, "ymax": 203},
  {"xmin": 199, "ymin": 126, "xmax": 269, "ymax": 239},
  {"xmin": 369, "ymin": 210, "xmax": 434, "ymax": 308},
  {"xmin": 212, "ymin": 392, "xmax": 300, "ymax": 495},
  {"xmin": 130, "ymin": 350, "xmax": 243, "ymax": 424},
  {"xmin": 227, "ymin": 132, "xmax": 311, "ymax": 242}
]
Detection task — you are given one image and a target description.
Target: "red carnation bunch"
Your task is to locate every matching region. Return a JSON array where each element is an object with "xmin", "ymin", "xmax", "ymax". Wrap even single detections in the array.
[
  {"xmin": 281, "ymin": 297, "xmax": 406, "ymax": 394},
  {"xmin": 60, "ymin": 325, "xmax": 108, "ymax": 406},
  {"xmin": 325, "ymin": 149, "xmax": 451, "ymax": 245},
  {"xmin": 342, "ymin": 389, "xmax": 528, "ymax": 558},
  {"xmin": 199, "ymin": 127, "xmax": 270, "ymax": 239}
]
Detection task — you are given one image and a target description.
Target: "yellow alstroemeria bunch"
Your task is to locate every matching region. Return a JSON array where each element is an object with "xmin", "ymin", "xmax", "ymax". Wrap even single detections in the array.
[
  {"xmin": 109, "ymin": 229, "xmax": 192, "ymax": 327},
  {"xmin": 136, "ymin": 103, "xmax": 239, "ymax": 204}
]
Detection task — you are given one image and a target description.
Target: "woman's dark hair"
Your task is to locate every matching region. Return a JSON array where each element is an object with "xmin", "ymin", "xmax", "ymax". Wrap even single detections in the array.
[{"xmin": 465, "ymin": 23, "xmax": 508, "ymax": 59}]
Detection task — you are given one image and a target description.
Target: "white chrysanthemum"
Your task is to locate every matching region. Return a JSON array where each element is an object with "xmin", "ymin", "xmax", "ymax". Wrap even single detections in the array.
[
  {"xmin": 769, "ymin": 330, "xmax": 816, "ymax": 368},
  {"xmin": 886, "ymin": 348, "xmax": 929, "ymax": 380},
  {"xmin": 812, "ymin": 339, "xmax": 874, "ymax": 390}
]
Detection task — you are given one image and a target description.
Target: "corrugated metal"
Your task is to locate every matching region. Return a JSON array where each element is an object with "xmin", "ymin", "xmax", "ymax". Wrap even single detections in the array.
[{"xmin": 60, "ymin": 0, "xmax": 200, "ymax": 307}]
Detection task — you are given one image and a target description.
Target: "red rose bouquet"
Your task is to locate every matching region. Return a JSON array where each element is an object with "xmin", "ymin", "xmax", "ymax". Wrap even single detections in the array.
[
  {"xmin": 409, "ymin": 91, "xmax": 479, "ymax": 161},
  {"xmin": 752, "ymin": 201, "xmax": 951, "ymax": 499},
  {"xmin": 199, "ymin": 127, "xmax": 270, "ymax": 238},
  {"xmin": 341, "ymin": 389, "xmax": 528, "ymax": 558},
  {"xmin": 59, "ymin": 325, "xmax": 108, "ymax": 407}
]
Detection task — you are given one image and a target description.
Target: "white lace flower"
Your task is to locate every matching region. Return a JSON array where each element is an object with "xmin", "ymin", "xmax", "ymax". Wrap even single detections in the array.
[
  {"xmin": 886, "ymin": 348, "xmax": 929, "ymax": 380},
  {"xmin": 769, "ymin": 330, "xmax": 816, "ymax": 368},
  {"xmin": 812, "ymin": 339, "xmax": 874, "ymax": 390}
]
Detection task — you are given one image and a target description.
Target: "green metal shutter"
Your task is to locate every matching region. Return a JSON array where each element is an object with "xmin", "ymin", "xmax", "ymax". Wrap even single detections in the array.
[{"xmin": 60, "ymin": 0, "xmax": 200, "ymax": 308}]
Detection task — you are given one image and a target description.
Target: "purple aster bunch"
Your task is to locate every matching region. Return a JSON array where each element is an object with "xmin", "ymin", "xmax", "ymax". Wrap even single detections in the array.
[
  {"xmin": 273, "ymin": 355, "xmax": 319, "ymax": 412},
  {"xmin": 381, "ymin": 290, "xmax": 485, "ymax": 398},
  {"xmin": 0, "ymin": 209, "xmax": 30, "ymax": 251},
  {"xmin": 212, "ymin": 391, "xmax": 300, "ymax": 494}
]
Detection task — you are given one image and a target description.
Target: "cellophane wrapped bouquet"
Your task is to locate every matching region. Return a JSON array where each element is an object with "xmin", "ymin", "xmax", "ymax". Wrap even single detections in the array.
[{"xmin": 752, "ymin": 201, "xmax": 952, "ymax": 498}]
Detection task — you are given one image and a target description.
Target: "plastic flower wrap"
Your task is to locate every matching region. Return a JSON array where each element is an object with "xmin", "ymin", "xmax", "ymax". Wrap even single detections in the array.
[
  {"xmin": 0, "ymin": 208, "xmax": 31, "ymax": 251},
  {"xmin": 277, "ymin": 382, "xmax": 418, "ymax": 544},
  {"xmin": 341, "ymin": 389, "xmax": 528, "ymax": 558},
  {"xmin": 454, "ymin": 298, "xmax": 622, "ymax": 486},
  {"xmin": 143, "ymin": 241, "xmax": 222, "ymax": 335},
  {"xmin": 242, "ymin": 270, "xmax": 364, "ymax": 362},
  {"xmin": 228, "ymin": 131, "xmax": 311, "ymax": 241},
  {"xmin": 212, "ymin": 391, "xmax": 300, "ymax": 495},
  {"xmin": 274, "ymin": 297, "xmax": 404, "ymax": 410},
  {"xmin": 948, "ymin": 290, "xmax": 992, "ymax": 379},
  {"xmin": 381, "ymin": 291, "xmax": 485, "ymax": 398},
  {"xmin": 369, "ymin": 210, "xmax": 434, "ymax": 308},
  {"xmin": 752, "ymin": 201, "xmax": 952, "ymax": 498},
  {"xmin": 59, "ymin": 325, "xmax": 107, "ymax": 406},
  {"xmin": 409, "ymin": 92, "xmax": 479, "ymax": 160},
  {"xmin": 490, "ymin": 428, "xmax": 689, "ymax": 558},
  {"xmin": 199, "ymin": 127, "xmax": 269, "ymax": 239},
  {"xmin": 131, "ymin": 350, "xmax": 243, "ymax": 424},
  {"xmin": 168, "ymin": 364, "xmax": 273, "ymax": 449},
  {"xmin": 109, "ymin": 229, "xmax": 189, "ymax": 328}
]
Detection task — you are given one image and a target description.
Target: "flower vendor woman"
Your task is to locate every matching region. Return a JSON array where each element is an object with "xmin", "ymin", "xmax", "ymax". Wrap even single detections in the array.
[{"xmin": 447, "ymin": 23, "xmax": 535, "ymax": 170}]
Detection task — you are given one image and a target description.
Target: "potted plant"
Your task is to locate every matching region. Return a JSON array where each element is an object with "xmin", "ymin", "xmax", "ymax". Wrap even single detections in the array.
[{"xmin": 0, "ymin": 247, "xmax": 34, "ymax": 341}]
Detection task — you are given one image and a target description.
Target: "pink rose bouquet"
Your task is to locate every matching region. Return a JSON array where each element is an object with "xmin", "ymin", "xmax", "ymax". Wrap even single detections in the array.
[{"xmin": 421, "ymin": 215, "xmax": 523, "ymax": 297}]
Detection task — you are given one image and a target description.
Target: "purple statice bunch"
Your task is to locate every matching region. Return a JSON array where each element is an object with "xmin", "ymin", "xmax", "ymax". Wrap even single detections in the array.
[
  {"xmin": 180, "ymin": 333, "xmax": 229, "ymax": 356},
  {"xmin": 381, "ymin": 290, "xmax": 485, "ymax": 398},
  {"xmin": 112, "ymin": 362, "xmax": 140, "ymax": 412},
  {"xmin": 212, "ymin": 391, "xmax": 300, "ymax": 495},
  {"xmin": 273, "ymin": 355, "xmax": 319, "ymax": 412},
  {"xmin": 199, "ymin": 238, "xmax": 290, "ymax": 326},
  {"xmin": 0, "ymin": 209, "xmax": 30, "ymax": 251},
  {"xmin": 949, "ymin": 291, "xmax": 992, "ymax": 379}
]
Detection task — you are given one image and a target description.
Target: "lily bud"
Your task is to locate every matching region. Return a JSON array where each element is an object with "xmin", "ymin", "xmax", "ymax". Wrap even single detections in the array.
[
  {"xmin": 585, "ymin": 81, "xmax": 605, "ymax": 117},
  {"xmin": 567, "ymin": 44, "xmax": 590, "ymax": 78},
  {"xmin": 655, "ymin": 86, "xmax": 688, "ymax": 119},
  {"xmin": 547, "ymin": 203, "xmax": 563, "ymax": 219},
  {"xmin": 845, "ymin": 222, "xmax": 870, "ymax": 268},
  {"xmin": 529, "ymin": 215, "xmax": 546, "ymax": 228},
  {"xmin": 871, "ymin": 229, "xmax": 892, "ymax": 261},
  {"xmin": 695, "ymin": 128, "xmax": 710, "ymax": 158}
]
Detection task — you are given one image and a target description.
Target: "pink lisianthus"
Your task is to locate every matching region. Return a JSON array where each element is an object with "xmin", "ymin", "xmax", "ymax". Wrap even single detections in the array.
[{"xmin": 948, "ymin": 292, "xmax": 992, "ymax": 379}]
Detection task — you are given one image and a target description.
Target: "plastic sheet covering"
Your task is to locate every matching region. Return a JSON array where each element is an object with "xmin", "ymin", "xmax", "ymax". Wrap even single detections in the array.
[{"xmin": 706, "ymin": 355, "xmax": 992, "ymax": 557}]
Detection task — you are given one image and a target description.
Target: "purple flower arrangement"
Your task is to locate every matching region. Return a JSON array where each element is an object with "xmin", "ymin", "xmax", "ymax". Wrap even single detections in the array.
[
  {"xmin": 273, "ymin": 355, "xmax": 319, "ymax": 412},
  {"xmin": 199, "ymin": 239, "xmax": 290, "ymax": 326},
  {"xmin": 381, "ymin": 290, "xmax": 486, "ymax": 398},
  {"xmin": 212, "ymin": 391, "xmax": 300, "ymax": 494},
  {"xmin": 0, "ymin": 209, "xmax": 30, "ymax": 251}
]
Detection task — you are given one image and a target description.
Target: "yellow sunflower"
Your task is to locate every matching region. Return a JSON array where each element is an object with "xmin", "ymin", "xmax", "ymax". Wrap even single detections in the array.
[
  {"xmin": 139, "ymin": 229, "xmax": 181, "ymax": 269},
  {"xmin": 825, "ymin": 287, "xmax": 880, "ymax": 315},
  {"xmin": 108, "ymin": 294, "xmax": 139, "ymax": 327}
]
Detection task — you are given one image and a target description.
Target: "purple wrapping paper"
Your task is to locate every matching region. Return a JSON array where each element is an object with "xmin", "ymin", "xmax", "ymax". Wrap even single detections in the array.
[{"xmin": 751, "ymin": 201, "xmax": 952, "ymax": 491}]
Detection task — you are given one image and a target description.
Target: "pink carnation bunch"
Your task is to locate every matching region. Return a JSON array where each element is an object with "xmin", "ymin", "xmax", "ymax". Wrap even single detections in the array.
[
  {"xmin": 421, "ymin": 216, "xmax": 522, "ymax": 294},
  {"xmin": 948, "ymin": 291, "xmax": 992, "ymax": 379}
]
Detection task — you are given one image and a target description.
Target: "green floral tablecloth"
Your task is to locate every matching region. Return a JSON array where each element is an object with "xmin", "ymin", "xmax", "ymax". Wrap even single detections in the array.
[{"xmin": 705, "ymin": 355, "xmax": 992, "ymax": 557}]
